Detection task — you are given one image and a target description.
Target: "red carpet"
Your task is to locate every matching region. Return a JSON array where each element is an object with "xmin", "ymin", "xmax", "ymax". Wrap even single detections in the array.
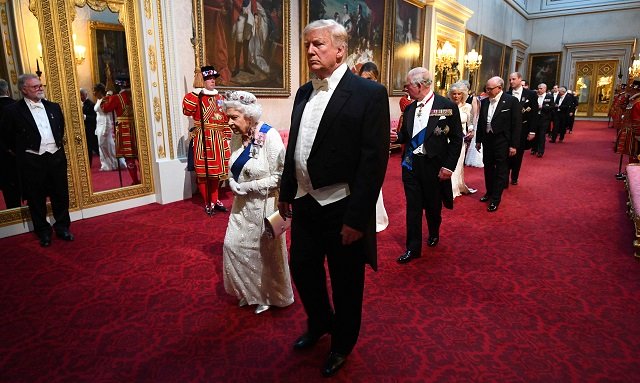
[{"xmin": 1, "ymin": 121, "xmax": 639, "ymax": 382}]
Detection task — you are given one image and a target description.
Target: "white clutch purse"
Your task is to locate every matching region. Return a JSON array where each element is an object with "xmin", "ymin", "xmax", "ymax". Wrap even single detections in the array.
[{"xmin": 264, "ymin": 211, "xmax": 291, "ymax": 239}]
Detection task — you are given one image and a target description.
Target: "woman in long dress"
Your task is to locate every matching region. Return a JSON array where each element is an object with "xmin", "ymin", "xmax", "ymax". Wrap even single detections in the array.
[
  {"xmin": 222, "ymin": 90, "xmax": 294, "ymax": 314},
  {"xmin": 465, "ymin": 92, "xmax": 486, "ymax": 167},
  {"xmin": 448, "ymin": 82, "xmax": 476, "ymax": 198},
  {"xmin": 358, "ymin": 62, "xmax": 389, "ymax": 232},
  {"xmin": 92, "ymin": 84, "xmax": 117, "ymax": 171}
]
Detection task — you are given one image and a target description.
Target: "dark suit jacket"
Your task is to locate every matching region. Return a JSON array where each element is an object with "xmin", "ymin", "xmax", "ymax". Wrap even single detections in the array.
[
  {"xmin": 280, "ymin": 69, "xmax": 390, "ymax": 270},
  {"xmin": 83, "ymin": 98, "xmax": 97, "ymax": 132},
  {"xmin": 476, "ymin": 93, "xmax": 523, "ymax": 149},
  {"xmin": 395, "ymin": 94, "xmax": 463, "ymax": 206},
  {"xmin": 507, "ymin": 88, "xmax": 538, "ymax": 149},
  {"xmin": 538, "ymin": 93, "xmax": 555, "ymax": 122},
  {"xmin": 0, "ymin": 99, "xmax": 65, "ymax": 161}
]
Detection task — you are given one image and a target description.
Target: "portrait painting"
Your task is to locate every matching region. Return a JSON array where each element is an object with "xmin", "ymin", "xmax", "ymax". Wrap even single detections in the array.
[
  {"xmin": 300, "ymin": 0, "xmax": 390, "ymax": 87},
  {"xmin": 90, "ymin": 22, "xmax": 128, "ymax": 93},
  {"xmin": 477, "ymin": 35, "xmax": 504, "ymax": 89},
  {"xmin": 390, "ymin": 0, "xmax": 424, "ymax": 95},
  {"xmin": 502, "ymin": 45, "xmax": 512, "ymax": 85},
  {"xmin": 528, "ymin": 52, "xmax": 561, "ymax": 89},
  {"xmin": 193, "ymin": 0, "xmax": 290, "ymax": 96}
]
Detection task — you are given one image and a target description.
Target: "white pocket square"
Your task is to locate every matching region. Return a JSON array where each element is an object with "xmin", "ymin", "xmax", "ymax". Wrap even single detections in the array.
[
  {"xmin": 501, "ymin": 109, "xmax": 510, "ymax": 112},
  {"xmin": 439, "ymin": 116, "xmax": 447, "ymax": 120},
  {"xmin": 524, "ymin": 99, "xmax": 530, "ymax": 103}
]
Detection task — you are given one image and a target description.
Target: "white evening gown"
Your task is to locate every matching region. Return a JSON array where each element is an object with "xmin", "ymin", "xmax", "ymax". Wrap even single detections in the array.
[
  {"xmin": 375, "ymin": 191, "xmax": 388, "ymax": 232},
  {"xmin": 451, "ymin": 103, "xmax": 472, "ymax": 198},
  {"xmin": 465, "ymin": 96, "xmax": 484, "ymax": 167},
  {"xmin": 222, "ymin": 125, "xmax": 294, "ymax": 308},
  {"xmin": 94, "ymin": 98, "xmax": 118, "ymax": 171}
]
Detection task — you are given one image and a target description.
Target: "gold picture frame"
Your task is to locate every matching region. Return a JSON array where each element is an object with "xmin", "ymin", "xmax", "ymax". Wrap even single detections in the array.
[
  {"xmin": 528, "ymin": 52, "xmax": 562, "ymax": 89},
  {"xmin": 192, "ymin": 0, "xmax": 291, "ymax": 97},
  {"xmin": 299, "ymin": 0, "xmax": 392, "ymax": 90},
  {"xmin": 89, "ymin": 21, "xmax": 127, "ymax": 92},
  {"xmin": 389, "ymin": 0, "xmax": 425, "ymax": 96}
]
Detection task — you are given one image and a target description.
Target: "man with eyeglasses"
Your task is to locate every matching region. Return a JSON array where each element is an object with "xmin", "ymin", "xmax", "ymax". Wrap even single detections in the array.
[
  {"xmin": 475, "ymin": 76, "xmax": 522, "ymax": 212},
  {"xmin": 0, "ymin": 74, "xmax": 73, "ymax": 247}
]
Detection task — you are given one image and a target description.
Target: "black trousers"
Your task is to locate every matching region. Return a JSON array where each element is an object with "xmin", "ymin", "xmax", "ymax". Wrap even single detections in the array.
[
  {"xmin": 21, "ymin": 149, "xmax": 70, "ymax": 236},
  {"xmin": 482, "ymin": 132, "xmax": 509, "ymax": 204},
  {"xmin": 508, "ymin": 148, "xmax": 525, "ymax": 182},
  {"xmin": 552, "ymin": 113, "xmax": 568, "ymax": 141},
  {"xmin": 536, "ymin": 116, "xmax": 551, "ymax": 154},
  {"xmin": 290, "ymin": 194, "xmax": 366, "ymax": 355},
  {"xmin": 402, "ymin": 155, "xmax": 442, "ymax": 254}
]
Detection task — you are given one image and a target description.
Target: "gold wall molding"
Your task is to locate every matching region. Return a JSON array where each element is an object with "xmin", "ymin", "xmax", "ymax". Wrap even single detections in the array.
[
  {"xmin": 153, "ymin": 96, "xmax": 161, "ymax": 121},
  {"xmin": 144, "ymin": 0, "xmax": 151, "ymax": 19},
  {"xmin": 148, "ymin": 44, "xmax": 156, "ymax": 71}
]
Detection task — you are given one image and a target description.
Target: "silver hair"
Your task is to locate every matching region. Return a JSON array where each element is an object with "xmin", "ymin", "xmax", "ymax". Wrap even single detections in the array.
[
  {"xmin": 303, "ymin": 19, "xmax": 348, "ymax": 53},
  {"xmin": 17, "ymin": 73, "xmax": 39, "ymax": 91},
  {"xmin": 448, "ymin": 81, "xmax": 469, "ymax": 101},
  {"xmin": 223, "ymin": 91, "xmax": 262, "ymax": 122},
  {"xmin": 80, "ymin": 88, "xmax": 88, "ymax": 97},
  {"xmin": 0, "ymin": 79, "xmax": 9, "ymax": 96},
  {"xmin": 407, "ymin": 67, "xmax": 433, "ymax": 86}
]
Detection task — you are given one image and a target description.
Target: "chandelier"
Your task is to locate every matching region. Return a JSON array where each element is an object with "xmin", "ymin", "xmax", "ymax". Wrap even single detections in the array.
[
  {"xmin": 436, "ymin": 41, "xmax": 457, "ymax": 70},
  {"xmin": 464, "ymin": 49, "xmax": 482, "ymax": 72},
  {"xmin": 630, "ymin": 56, "xmax": 640, "ymax": 79}
]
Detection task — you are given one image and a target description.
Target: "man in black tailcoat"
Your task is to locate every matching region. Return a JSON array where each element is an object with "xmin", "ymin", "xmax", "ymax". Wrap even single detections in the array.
[
  {"xmin": 506, "ymin": 72, "xmax": 538, "ymax": 186},
  {"xmin": 278, "ymin": 19, "xmax": 389, "ymax": 377},
  {"xmin": 0, "ymin": 74, "xmax": 73, "ymax": 247},
  {"xmin": 476, "ymin": 76, "xmax": 522, "ymax": 212},
  {"xmin": 532, "ymin": 83, "xmax": 555, "ymax": 158},
  {"xmin": 391, "ymin": 67, "xmax": 463, "ymax": 263}
]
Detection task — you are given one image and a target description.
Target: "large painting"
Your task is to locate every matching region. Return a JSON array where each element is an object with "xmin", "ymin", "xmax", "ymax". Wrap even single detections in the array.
[
  {"xmin": 477, "ymin": 35, "xmax": 504, "ymax": 90},
  {"xmin": 300, "ymin": 0, "xmax": 390, "ymax": 88},
  {"xmin": 90, "ymin": 21, "xmax": 128, "ymax": 93},
  {"xmin": 390, "ymin": 0, "xmax": 424, "ymax": 95},
  {"xmin": 528, "ymin": 52, "xmax": 561, "ymax": 89},
  {"xmin": 502, "ymin": 45, "xmax": 513, "ymax": 85},
  {"xmin": 193, "ymin": 0, "xmax": 290, "ymax": 96}
]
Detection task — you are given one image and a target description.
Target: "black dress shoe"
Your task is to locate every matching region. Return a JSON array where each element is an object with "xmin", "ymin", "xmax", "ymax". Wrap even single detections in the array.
[
  {"xmin": 427, "ymin": 236, "xmax": 439, "ymax": 247},
  {"xmin": 487, "ymin": 203, "xmax": 499, "ymax": 212},
  {"xmin": 479, "ymin": 195, "xmax": 490, "ymax": 202},
  {"xmin": 55, "ymin": 230, "xmax": 74, "ymax": 241},
  {"xmin": 397, "ymin": 250, "xmax": 420, "ymax": 264},
  {"xmin": 322, "ymin": 352, "xmax": 347, "ymax": 377},
  {"xmin": 213, "ymin": 201, "xmax": 228, "ymax": 212},
  {"xmin": 39, "ymin": 234, "xmax": 51, "ymax": 247},
  {"xmin": 293, "ymin": 331, "xmax": 327, "ymax": 350},
  {"xmin": 530, "ymin": 150, "xmax": 536, "ymax": 155},
  {"xmin": 537, "ymin": 153, "xmax": 543, "ymax": 158},
  {"xmin": 511, "ymin": 180, "xmax": 518, "ymax": 185}
]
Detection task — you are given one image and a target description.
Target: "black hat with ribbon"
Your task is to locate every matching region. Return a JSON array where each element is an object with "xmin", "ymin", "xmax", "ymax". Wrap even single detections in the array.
[
  {"xmin": 114, "ymin": 74, "xmax": 130, "ymax": 88},
  {"xmin": 201, "ymin": 65, "xmax": 220, "ymax": 80}
]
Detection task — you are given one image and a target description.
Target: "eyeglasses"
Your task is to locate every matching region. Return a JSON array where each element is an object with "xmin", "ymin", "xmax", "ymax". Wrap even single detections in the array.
[
  {"xmin": 26, "ymin": 84, "xmax": 43, "ymax": 90},
  {"xmin": 537, "ymin": 87, "xmax": 544, "ymax": 90},
  {"xmin": 485, "ymin": 86, "xmax": 500, "ymax": 91}
]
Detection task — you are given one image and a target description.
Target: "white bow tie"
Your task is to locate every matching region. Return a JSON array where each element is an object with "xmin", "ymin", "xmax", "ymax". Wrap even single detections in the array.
[
  {"xmin": 312, "ymin": 78, "xmax": 329, "ymax": 92},
  {"xmin": 30, "ymin": 102, "xmax": 44, "ymax": 109}
]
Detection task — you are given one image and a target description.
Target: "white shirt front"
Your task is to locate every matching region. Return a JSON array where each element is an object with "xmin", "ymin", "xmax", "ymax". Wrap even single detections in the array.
[
  {"xmin": 294, "ymin": 63, "xmax": 349, "ymax": 206},
  {"xmin": 25, "ymin": 99, "xmax": 59, "ymax": 155},
  {"xmin": 411, "ymin": 91, "xmax": 435, "ymax": 155},
  {"xmin": 486, "ymin": 91, "xmax": 503, "ymax": 132},
  {"xmin": 537, "ymin": 94, "xmax": 546, "ymax": 109},
  {"xmin": 511, "ymin": 86, "xmax": 522, "ymax": 102}
]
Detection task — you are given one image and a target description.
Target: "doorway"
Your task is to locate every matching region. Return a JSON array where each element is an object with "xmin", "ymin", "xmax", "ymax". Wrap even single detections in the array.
[{"xmin": 573, "ymin": 60, "xmax": 617, "ymax": 118}]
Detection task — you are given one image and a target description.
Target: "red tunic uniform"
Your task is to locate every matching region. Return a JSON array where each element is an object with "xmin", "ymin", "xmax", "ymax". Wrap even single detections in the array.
[
  {"xmin": 101, "ymin": 90, "xmax": 138, "ymax": 158},
  {"xmin": 182, "ymin": 90, "xmax": 231, "ymax": 179}
]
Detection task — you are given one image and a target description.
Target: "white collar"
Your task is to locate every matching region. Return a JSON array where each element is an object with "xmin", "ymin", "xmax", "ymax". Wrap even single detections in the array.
[
  {"xmin": 315, "ymin": 63, "xmax": 348, "ymax": 91},
  {"xmin": 194, "ymin": 88, "xmax": 218, "ymax": 96}
]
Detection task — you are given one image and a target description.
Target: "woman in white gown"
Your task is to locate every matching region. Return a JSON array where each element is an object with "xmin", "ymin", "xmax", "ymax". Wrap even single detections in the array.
[
  {"xmin": 465, "ymin": 92, "xmax": 485, "ymax": 167},
  {"xmin": 448, "ymin": 82, "xmax": 476, "ymax": 198},
  {"xmin": 92, "ymin": 84, "xmax": 117, "ymax": 171},
  {"xmin": 222, "ymin": 91, "xmax": 294, "ymax": 314},
  {"xmin": 358, "ymin": 62, "xmax": 389, "ymax": 232}
]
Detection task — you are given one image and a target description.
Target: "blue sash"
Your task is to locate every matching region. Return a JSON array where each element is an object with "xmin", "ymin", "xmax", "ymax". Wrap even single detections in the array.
[
  {"xmin": 230, "ymin": 124, "xmax": 272, "ymax": 181},
  {"xmin": 401, "ymin": 127, "xmax": 427, "ymax": 171}
]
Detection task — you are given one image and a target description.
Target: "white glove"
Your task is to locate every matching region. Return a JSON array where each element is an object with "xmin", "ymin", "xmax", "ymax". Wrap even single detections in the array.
[{"xmin": 229, "ymin": 179, "xmax": 247, "ymax": 196}]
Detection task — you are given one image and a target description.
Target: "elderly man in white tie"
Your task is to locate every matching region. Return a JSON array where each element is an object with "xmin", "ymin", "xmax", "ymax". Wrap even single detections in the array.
[
  {"xmin": 390, "ymin": 67, "xmax": 463, "ymax": 263},
  {"xmin": 475, "ymin": 76, "xmax": 522, "ymax": 212},
  {"xmin": 0, "ymin": 74, "xmax": 73, "ymax": 247}
]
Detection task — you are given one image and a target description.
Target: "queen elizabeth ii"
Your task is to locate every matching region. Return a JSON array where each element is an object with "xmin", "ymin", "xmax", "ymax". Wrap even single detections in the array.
[{"xmin": 222, "ymin": 90, "xmax": 294, "ymax": 314}]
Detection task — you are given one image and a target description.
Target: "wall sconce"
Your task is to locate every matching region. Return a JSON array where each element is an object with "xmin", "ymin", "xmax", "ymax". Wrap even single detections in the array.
[
  {"xmin": 72, "ymin": 34, "xmax": 86, "ymax": 66},
  {"xmin": 436, "ymin": 41, "xmax": 457, "ymax": 70},
  {"xmin": 464, "ymin": 49, "xmax": 482, "ymax": 72},
  {"xmin": 629, "ymin": 56, "xmax": 640, "ymax": 79}
]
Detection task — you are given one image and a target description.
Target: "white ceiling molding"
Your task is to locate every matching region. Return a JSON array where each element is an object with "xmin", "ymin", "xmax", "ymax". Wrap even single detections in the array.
[{"xmin": 504, "ymin": 0, "xmax": 640, "ymax": 19}]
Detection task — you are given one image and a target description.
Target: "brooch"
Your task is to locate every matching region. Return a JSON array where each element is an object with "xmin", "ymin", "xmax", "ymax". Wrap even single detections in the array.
[{"xmin": 434, "ymin": 126, "xmax": 450, "ymax": 136}]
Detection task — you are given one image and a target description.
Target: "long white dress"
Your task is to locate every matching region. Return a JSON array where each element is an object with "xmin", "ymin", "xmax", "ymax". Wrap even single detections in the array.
[
  {"xmin": 451, "ymin": 103, "xmax": 473, "ymax": 198},
  {"xmin": 94, "ymin": 98, "xmax": 118, "ymax": 171},
  {"xmin": 465, "ymin": 96, "xmax": 484, "ymax": 167},
  {"xmin": 222, "ymin": 124, "xmax": 294, "ymax": 308}
]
